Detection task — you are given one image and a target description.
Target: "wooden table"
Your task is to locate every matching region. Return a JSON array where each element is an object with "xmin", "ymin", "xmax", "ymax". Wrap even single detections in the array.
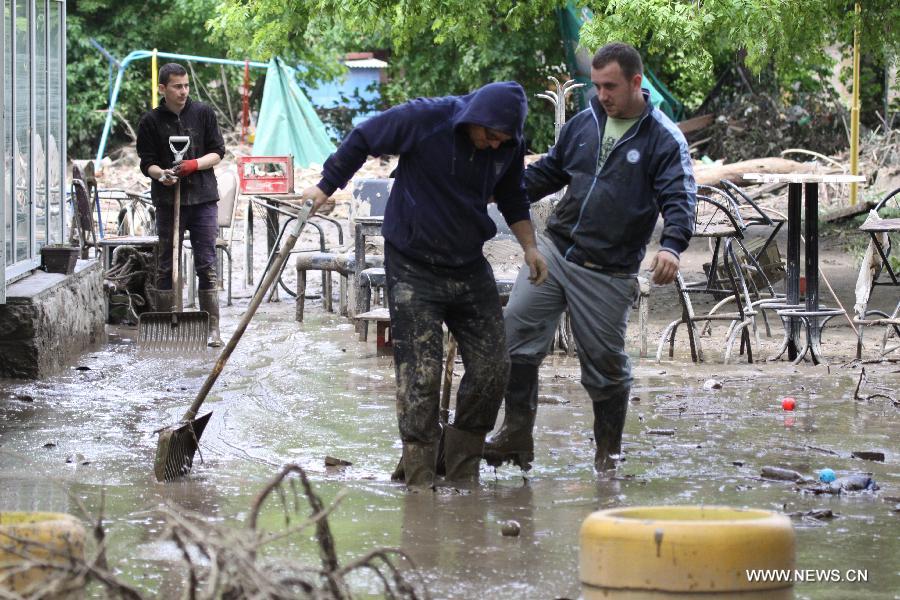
[{"xmin": 743, "ymin": 173, "xmax": 866, "ymax": 363}]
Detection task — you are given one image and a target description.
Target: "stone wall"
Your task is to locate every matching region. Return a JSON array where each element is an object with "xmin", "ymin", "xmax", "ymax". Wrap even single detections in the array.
[{"xmin": 0, "ymin": 260, "xmax": 106, "ymax": 379}]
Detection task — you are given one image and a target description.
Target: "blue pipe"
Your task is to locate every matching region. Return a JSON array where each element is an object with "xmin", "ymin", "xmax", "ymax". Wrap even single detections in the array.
[{"xmin": 95, "ymin": 50, "xmax": 268, "ymax": 165}]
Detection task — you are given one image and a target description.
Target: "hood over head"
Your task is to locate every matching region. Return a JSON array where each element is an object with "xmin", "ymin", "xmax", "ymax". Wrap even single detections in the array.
[{"xmin": 452, "ymin": 81, "xmax": 528, "ymax": 141}]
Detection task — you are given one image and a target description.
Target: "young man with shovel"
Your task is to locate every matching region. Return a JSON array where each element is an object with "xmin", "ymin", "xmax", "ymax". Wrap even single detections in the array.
[
  {"xmin": 302, "ymin": 81, "xmax": 548, "ymax": 489},
  {"xmin": 137, "ymin": 62, "xmax": 227, "ymax": 346}
]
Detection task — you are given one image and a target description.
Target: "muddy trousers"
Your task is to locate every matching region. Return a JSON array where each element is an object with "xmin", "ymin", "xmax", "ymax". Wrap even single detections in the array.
[
  {"xmin": 155, "ymin": 200, "xmax": 219, "ymax": 291},
  {"xmin": 385, "ymin": 243, "xmax": 510, "ymax": 445},
  {"xmin": 504, "ymin": 235, "xmax": 637, "ymax": 464}
]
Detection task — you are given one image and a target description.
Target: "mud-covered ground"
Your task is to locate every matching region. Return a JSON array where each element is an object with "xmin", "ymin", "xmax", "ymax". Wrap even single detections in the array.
[{"xmin": 1, "ymin": 206, "xmax": 898, "ymax": 599}]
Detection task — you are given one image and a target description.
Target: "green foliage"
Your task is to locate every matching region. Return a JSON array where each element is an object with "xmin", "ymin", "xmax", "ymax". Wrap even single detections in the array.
[
  {"xmin": 212, "ymin": 1, "xmax": 569, "ymax": 149},
  {"xmin": 73, "ymin": 0, "xmax": 900, "ymax": 157},
  {"xmin": 67, "ymin": 0, "xmax": 242, "ymax": 158},
  {"xmin": 579, "ymin": 0, "xmax": 899, "ymax": 109}
]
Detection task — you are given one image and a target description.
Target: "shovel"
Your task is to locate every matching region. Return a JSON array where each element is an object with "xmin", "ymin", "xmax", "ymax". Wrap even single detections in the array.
[
  {"xmin": 138, "ymin": 136, "xmax": 209, "ymax": 351},
  {"xmin": 154, "ymin": 200, "xmax": 314, "ymax": 481}
]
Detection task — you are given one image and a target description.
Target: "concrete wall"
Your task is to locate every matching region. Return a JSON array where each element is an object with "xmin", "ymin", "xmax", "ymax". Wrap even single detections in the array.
[{"xmin": 0, "ymin": 260, "xmax": 106, "ymax": 379}]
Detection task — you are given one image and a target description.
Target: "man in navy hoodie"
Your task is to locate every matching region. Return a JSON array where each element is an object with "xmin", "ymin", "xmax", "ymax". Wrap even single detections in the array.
[
  {"xmin": 302, "ymin": 81, "xmax": 548, "ymax": 489},
  {"xmin": 484, "ymin": 43, "xmax": 696, "ymax": 474}
]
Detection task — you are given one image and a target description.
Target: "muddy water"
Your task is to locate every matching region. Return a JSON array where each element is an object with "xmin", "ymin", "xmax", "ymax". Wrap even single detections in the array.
[{"xmin": 1, "ymin": 300, "xmax": 898, "ymax": 599}]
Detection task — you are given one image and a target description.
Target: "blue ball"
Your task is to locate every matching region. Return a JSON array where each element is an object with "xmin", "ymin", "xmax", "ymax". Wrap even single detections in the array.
[{"xmin": 818, "ymin": 468, "xmax": 836, "ymax": 483}]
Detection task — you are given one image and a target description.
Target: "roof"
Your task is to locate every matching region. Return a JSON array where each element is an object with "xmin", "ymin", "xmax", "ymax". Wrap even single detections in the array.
[{"xmin": 344, "ymin": 58, "xmax": 388, "ymax": 69}]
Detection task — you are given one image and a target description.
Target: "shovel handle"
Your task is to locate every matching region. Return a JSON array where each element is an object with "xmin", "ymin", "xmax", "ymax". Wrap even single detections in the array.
[
  {"xmin": 183, "ymin": 200, "xmax": 314, "ymax": 421},
  {"xmin": 171, "ymin": 183, "xmax": 183, "ymax": 313}
]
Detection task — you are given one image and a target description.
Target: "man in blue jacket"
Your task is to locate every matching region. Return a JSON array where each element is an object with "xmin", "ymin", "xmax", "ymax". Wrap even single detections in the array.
[
  {"xmin": 484, "ymin": 43, "xmax": 696, "ymax": 473},
  {"xmin": 302, "ymin": 81, "xmax": 548, "ymax": 489}
]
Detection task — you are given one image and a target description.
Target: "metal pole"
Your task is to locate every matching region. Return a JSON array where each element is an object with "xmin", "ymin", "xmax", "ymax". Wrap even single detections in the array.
[
  {"xmin": 151, "ymin": 48, "xmax": 158, "ymax": 109},
  {"xmin": 10, "ymin": 0, "xmax": 16, "ymax": 264},
  {"xmin": 1, "ymin": 0, "xmax": 6, "ymax": 302},
  {"xmin": 94, "ymin": 50, "xmax": 268, "ymax": 165},
  {"xmin": 29, "ymin": 0, "xmax": 36, "ymax": 259},
  {"xmin": 849, "ymin": 2, "xmax": 861, "ymax": 206},
  {"xmin": 44, "ymin": 0, "xmax": 50, "ymax": 246},
  {"xmin": 59, "ymin": 0, "xmax": 66, "ymax": 247}
]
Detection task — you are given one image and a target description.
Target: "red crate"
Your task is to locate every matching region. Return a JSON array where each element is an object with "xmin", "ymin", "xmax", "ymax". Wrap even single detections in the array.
[{"xmin": 237, "ymin": 155, "xmax": 295, "ymax": 194}]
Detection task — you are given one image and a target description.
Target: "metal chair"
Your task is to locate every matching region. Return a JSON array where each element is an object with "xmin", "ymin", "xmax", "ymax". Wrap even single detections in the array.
[
  {"xmin": 185, "ymin": 170, "xmax": 239, "ymax": 306},
  {"xmin": 295, "ymin": 178, "xmax": 392, "ymax": 322},
  {"xmin": 657, "ymin": 194, "xmax": 756, "ymax": 363},
  {"xmin": 853, "ymin": 186, "xmax": 900, "ymax": 359}
]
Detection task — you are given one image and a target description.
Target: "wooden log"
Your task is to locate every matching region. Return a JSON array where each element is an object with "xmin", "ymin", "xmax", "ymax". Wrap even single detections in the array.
[{"xmin": 694, "ymin": 158, "xmax": 810, "ymax": 186}]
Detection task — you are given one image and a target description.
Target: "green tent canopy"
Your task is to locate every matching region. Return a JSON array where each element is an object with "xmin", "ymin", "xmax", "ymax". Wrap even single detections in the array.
[{"xmin": 253, "ymin": 57, "xmax": 336, "ymax": 167}]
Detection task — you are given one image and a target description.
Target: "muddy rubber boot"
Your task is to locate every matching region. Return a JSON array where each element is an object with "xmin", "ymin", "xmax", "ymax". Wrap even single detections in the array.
[
  {"xmin": 399, "ymin": 442, "xmax": 438, "ymax": 490},
  {"xmin": 591, "ymin": 392, "xmax": 629, "ymax": 473},
  {"xmin": 198, "ymin": 290, "xmax": 223, "ymax": 347},
  {"xmin": 151, "ymin": 288, "xmax": 175, "ymax": 313},
  {"xmin": 443, "ymin": 426, "xmax": 485, "ymax": 484},
  {"xmin": 483, "ymin": 363, "xmax": 539, "ymax": 470}
]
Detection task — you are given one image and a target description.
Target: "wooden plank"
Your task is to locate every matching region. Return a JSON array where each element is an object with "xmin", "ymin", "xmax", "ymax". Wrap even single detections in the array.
[
  {"xmin": 694, "ymin": 158, "xmax": 809, "ymax": 186},
  {"xmin": 822, "ymin": 200, "xmax": 876, "ymax": 223},
  {"xmin": 677, "ymin": 114, "xmax": 714, "ymax": 135},
  {"xmin": 858, "ymin": 215, "xmax": 900, "ymax": 231}
]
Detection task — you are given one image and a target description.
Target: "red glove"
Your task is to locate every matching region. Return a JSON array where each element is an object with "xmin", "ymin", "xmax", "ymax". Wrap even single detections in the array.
[{"xmin": 174, "ymin": 159, "xmax": 199, "ymax": 177}]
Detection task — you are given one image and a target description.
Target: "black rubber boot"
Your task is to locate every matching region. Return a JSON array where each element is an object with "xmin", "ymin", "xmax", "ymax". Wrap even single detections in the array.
[
  {"xmin": 198, "ymin": 290, "xmax": 223, "ymax": 347},
  {"xmin": 443, "ymin": 426, "xmax": 485, "ymax": 484},
  {"xmin": 398, "ymin": 442, "xmax": 438, "ymax": 490},
  {"xmin": 590, "ymin": 390, "xmax": 629, "ymax": 473},
  {"xmin": 483, "ymin": 363, "xmax": 539, "ymax": 470}
]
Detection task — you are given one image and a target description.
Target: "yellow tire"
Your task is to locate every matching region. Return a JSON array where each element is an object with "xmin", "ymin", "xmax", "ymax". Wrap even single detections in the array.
[
  {"xmin": 580, "ymin": 506, "xmax": 795, "ymax": 597},
  {"xmin": 0, "ymin": 512, "xmax": 86, "ymax": 597}
]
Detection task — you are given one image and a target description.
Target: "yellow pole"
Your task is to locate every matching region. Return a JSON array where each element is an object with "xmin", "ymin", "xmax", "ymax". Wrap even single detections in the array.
[
  {"xmin": 151, "ymin": 49, "xmax": 158, "ymax": 109},
  {"xmin": 849, "ymin": 3, "xmax": 861, "ymax": 206}
]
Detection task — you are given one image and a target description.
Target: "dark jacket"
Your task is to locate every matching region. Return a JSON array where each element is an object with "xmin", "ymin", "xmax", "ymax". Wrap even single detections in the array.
[
  {"xmin": 526, "ymin": 91, "xmax": 696, "ymax": 274},
  {"xmin": 137, "ymin": 98, "xmax": 226, "ymax": 207},
  {"xmin": 317, "ymin": 81, "xmax": 531, "ymax": 268}
]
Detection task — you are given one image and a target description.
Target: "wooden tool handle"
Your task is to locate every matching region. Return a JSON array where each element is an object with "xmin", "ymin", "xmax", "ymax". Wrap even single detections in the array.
[
  {"xmin": 172, "ymin": 183, "xmax": 183, "ymax": 313},
  {"xmin": 184, "ymin": 201, "xmax": 313, "ymax": 421}
]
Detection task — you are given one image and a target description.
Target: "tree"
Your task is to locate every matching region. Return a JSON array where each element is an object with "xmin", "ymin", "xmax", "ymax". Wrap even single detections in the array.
[
  {"xmin": 68, "ymin": 0, "xmax": 242, "ymax": 157},
  {"xmin": 210, "ymin": 2, "xmax": 568, "ymax": 150},
  {"xmin": 211, "ymin": 0, "xmax": 899, "ymax": 121}
]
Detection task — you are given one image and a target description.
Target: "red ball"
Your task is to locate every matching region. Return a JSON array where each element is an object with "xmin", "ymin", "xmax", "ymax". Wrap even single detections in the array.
[{"xmin": 781, "ymin": 397, "xmax": 796, "ymax": 411}]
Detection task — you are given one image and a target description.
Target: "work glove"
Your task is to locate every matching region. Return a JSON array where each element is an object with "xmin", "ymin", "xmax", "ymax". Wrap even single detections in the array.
[{"xmin": 174, "ymin": 159, "xmax": 199, "ymax": 177}]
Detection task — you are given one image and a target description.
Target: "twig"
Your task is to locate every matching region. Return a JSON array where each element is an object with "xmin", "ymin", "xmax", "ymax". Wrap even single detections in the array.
[
  {"xmin": 853, "ymin": 367, "xmax": 866, "ymax": 400},
  {"xmin": 187, "ymin": 62, "xmax": 234, "ymax": 130}
]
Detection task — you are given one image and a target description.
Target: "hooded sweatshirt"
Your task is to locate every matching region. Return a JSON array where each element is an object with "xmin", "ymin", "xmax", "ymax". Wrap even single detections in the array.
[{"xmin": 317, "ymin": 81, "xmax": 530, "ymax": 267}]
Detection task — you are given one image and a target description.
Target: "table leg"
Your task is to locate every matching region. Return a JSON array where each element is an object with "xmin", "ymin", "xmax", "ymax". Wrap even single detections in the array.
[
  {"xmin": 786, "ymin": 183, "xmax": 802, "ymax": 360},
  {"xmin": 805, "ymin": 182, "xmax": 823, "ymax": 363},
  {"xmin": 245, "ymin": 200, "xmax": 254, "ymax": 287},
  {"xmin": 354, "ymin": 222, "xmax": 366, "ymax": 335},
  {"xmin": 265, "ymin": 202, "xmax": 280, "ymax": 302}
]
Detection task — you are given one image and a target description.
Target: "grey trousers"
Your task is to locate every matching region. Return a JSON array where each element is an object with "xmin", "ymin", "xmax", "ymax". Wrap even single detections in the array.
[{"xmin": 505, "ymin": 235, "xmax": 638, "ymax": 398}]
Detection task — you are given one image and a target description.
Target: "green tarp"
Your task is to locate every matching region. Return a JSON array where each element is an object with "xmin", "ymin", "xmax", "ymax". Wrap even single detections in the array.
[{"xmin": 253, "ymin": 57, "xmax": 335, "ymax": 167}]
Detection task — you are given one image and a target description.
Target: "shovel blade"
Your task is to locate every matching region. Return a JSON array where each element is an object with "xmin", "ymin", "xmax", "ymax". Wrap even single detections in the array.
[
  {"xmin": 138, "ymin": 311, "xmax": 209, "ymax": 353},
  {"xmin": 154, "ymin": 412, "xmax": 212, "ymax": 482}
]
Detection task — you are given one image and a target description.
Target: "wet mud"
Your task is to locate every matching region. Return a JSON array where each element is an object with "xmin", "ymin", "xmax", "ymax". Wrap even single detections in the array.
[{"xmin": 1, "ymin": 298, "xmax": 897, "ymax": 598}]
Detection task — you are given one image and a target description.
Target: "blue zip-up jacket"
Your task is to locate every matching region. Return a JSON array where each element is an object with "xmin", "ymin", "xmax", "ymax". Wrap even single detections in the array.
[
  {"xmin": 526, "ymin": 91, "xmax": 696, "ymax": 274},
  {"xmin": 317, "ymin": 82, "xmax": 531, "ymax": 267}
]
